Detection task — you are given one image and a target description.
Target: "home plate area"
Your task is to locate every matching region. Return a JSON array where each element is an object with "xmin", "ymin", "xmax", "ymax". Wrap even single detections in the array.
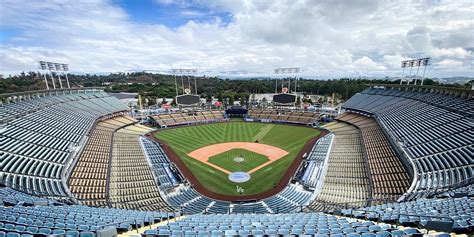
[
  {"xmin": 187, "ymin": 142, "xmax": 289, "ymax": 183},
  {"xmin": 228, "ymin": 172, "xmax": 251, "ymax": 183}
]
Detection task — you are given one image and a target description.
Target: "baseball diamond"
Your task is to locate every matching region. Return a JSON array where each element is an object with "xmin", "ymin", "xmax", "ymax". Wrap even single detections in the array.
[{"xmin": 153, "ymin": 122, "xmax": 319, "ymax": 196}]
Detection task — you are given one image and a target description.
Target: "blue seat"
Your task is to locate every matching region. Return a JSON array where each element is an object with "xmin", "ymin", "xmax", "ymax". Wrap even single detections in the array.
[
  {"xmin": 53, "ymin": 229, "xmax": 66, "ymax": 235},
  {"xmin": 66, "ymin": 224, "xmax": 77, "ymax": 230},
  {"xmin": 25, "ymin": 227, "xmax": 38, "ymax": 234},
  {"xmin": 66, "ymin": 230, "xmax": 80, "ymax": 237},
  {"xmin": 368, "ymin": 225, "xmax": 382, "ymax": 232},
  {"xmin": 6, "ymin": 233, "xmax": 20, "ymax": 237},
  {"xmin": 347, "ymin": 234, "xmax": 362, "ymax": 237},
  {"xmin": 38, "ymin": 228, "xmax": 52, "ymax": 235},
  {"xmin": 390, "ymin": 230, "xmax": 405, "ymax": 236},
  {"xmin": 361, "ymin": 233, "xmax": 376, "ymax": 237},
  {"xmin": 55, "ymin": 223, "xmax": 66, "ymax": 229},
  {"xmin": 375, "ymin": 231, "xmax": 390, "ymax": 237},
  {"xmin": 79, "ymin": 231, "xmax": 95, "ymax": 237},
  {"xmin": 14, "ymin": 225, "xmax": 26, "ymax": 232},
  {"xmin": 143, "ymin": 229, "xmax": 157, "ymax": 236},
  {"xmin": 4, "ymin": 224, "xmax": 15, "ymax": 231}
]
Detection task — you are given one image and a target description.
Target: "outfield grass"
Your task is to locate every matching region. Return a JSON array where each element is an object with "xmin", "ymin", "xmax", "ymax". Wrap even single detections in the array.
[
  {"xmin": 208, "ymin": 148, "xmax": 269, "ymax": 173},
  {"xmin": 154, "ymin": 122, "xmax": 319, "ymax": 196}
]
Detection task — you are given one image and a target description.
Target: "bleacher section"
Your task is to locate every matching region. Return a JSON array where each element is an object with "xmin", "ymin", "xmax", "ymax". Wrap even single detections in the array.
[
  {"xmin": 337, "ymin": 113, "xmax": 411, "ymax": 201},
  {"xmin": 109, "ymin": 125, "xmax": 170, "ymax": 211},
  {"xmin": 308, "ymin": 121, "xmax": 370, "ymax": 210},
  {"xmin": 166, "ymin": 184, "xmax": 313, "ymax": 214},
  {"xmin": 247, "ymin": 110, "xmax": 319, "ymax": 124},
  {"xmin": 68, "ymin": 119, "xmax": 122, "ymax": 207},
  {"xmin": 68, "ymin": 115, "xmax": 171, "ymax": 211},
  {"xmin": 342, "ymin": 185, "xmax": 474, "ymax": 234},
  {"xmin": 1, "ymin": 90, "xmax": 128, "ymax": 198},
  {"xmin": 150, "ymin": 111, "xmax": 225, "ymax": 127},
  {"xmin": 298, "ymin": 133, "xmax": 334, "ymax": 189},
  {"xmin": 140, "ymin": 138, "xmax": 179, "ymax": 191},
  {"xmin": 0, "ymin": 187, "xmax": 173, "ymax": 237},
  {"xmin": 149, "ymin": 212, "xmax": 415, "ymax": 236},
  {"xmin": 343, "ymin": 87, "xmax": 473, "ymax": 196}
]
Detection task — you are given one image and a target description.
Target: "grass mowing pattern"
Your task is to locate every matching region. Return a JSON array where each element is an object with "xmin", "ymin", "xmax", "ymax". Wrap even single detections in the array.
[
  {"xmin": 154, "ymin": 122, "xmax": 319, "ymax": 196},
  {"xmin": 208, "ymin": 149, "xmax": 269, "ymax": 173}
]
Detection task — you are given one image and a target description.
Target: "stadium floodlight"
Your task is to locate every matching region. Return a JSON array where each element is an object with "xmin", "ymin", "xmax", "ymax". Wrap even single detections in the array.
[
  {"xmin": 274, "ymin": 67, "xmax": 301, "ymax": 94},
  {"xmin": 172, "ymin": 69, "xmax": 199, "ymax": 95},
  {"xmin": 38, "ymin": 61, "xmax": 71, "ymax": 90},
  {"xmin": 399, "ymin": 57, "xmax": 430, "ymax": 85}
]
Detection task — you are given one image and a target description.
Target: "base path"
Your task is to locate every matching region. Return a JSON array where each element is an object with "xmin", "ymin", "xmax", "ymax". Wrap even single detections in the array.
[{"xmin": 187, "ymin": 142, "xmax": 289, "ymax": 174}]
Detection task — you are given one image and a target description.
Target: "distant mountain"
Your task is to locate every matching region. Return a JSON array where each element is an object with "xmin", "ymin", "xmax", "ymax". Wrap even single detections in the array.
[{"xmin": 436, "ymin": 77, "xmax": 473, "ymax": 85}]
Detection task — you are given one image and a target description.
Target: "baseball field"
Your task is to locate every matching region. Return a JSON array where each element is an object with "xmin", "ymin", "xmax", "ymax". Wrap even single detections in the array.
[{"xmin": 154, "ymin": 122, "xmax": 319, "ymax": 196}]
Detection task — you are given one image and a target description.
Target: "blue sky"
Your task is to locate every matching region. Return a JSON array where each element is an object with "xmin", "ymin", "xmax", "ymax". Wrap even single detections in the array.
[
  {"xmin": 0, "ymin": 0, "xmax": 472, "ymax": 79},
  {"xmin": 113, "ymin": 0, "xmax": 232, "ymax": 28}
]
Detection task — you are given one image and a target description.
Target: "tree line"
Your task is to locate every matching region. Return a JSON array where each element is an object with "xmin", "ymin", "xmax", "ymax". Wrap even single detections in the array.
[{"xmin": 1, "ymin": 71, "xmax": 468, "ymax": 104}]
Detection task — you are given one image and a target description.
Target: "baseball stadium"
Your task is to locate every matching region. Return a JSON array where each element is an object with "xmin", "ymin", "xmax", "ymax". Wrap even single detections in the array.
[
  {"xmin": 1, "ymin": 1, "xmax": 473, "ymax": 236},
  {"xmin": 1, "ymin": 77, "xmax": 472, "ymax": 237}
]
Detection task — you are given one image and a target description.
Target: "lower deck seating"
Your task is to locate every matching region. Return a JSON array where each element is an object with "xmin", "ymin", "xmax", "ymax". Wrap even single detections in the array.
[
  {"xmin": 0, "ymin": 187, "xmax": 172, "ymax": 237},
  {"xmin": 151, "ymin": 111, "xmax": 226, "ymax": 127},
  {"xmin": 150, "ymin": 212, "xmax": 415, "ymax": 236},
  {"xmin": 308, "ymin": 121, "xmax": 370, "ymax": 210},
  {"xmin": 109, "ymin": 126, "xmax": 170, "ymax": 211},
  {"xmin": 247, "ymin": 110, "xmax": 319, "ymax": 124},
  {"xmin": 343, "ymin": 192, "xmax": 473, "ymax": 234},
  {"xmin": 68, "ymin": 117, "xmax": 127, "ymax": 207},
  {"xmin": 337, "ymin": 113, "xmax": 411, "ymax": 201}
]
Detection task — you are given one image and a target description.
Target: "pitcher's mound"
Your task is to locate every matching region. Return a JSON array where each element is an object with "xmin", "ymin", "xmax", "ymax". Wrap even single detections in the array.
[
  {"xmin": 228, "ymin": 172, "xmax": 251, "ymax": 183},
  {"xmin": 233, "ymin": 157, "xmax": 244, "ymax": 162}
]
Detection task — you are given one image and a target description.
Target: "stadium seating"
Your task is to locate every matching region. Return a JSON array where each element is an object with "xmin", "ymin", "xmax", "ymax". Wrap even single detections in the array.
[
  {"xmin": 0, "ymin": 187, "xmax": 173, "ymax": 236},
  {"xmin": 150, "ymin": 111, "xmax": 226, "ymax": 127},
  {"xmin": 68, "ymin": 115, "xmax": 171, "ymax": 211},
  {"xmin": 247, "ymin": 109, "xmax": 319, "ymax": 124},
  {"xmin": 140, "ymin": 138, "xmax": 180, "ymax": 191},
  {"xmin": 298, "ymin": 133, "xmax": 334, "ymax": 189},
  {"xmin": 308, "ymin": 121, "xmax": 370, "ymax": 210},
  {"xmin": 342, "ymin": 186, "xmax": 473, "ymax": 234},
  {"xmin": 166, "ymin": 183, "xmax": 314, "ymax": 214},
  {"xmin": 1, "ymin": 90, "xmax": 128, "ymax": 198},
  {"xmin": 337, "ymin": 113, "xmax": 411, "ymax": 201},
  {"xmin": 343, "ymin": 87, "xmax": 473, "ymax": 196},
  {"xmin": 151, "ymin": 212, "xmax": 414, "ymax": 236},
  {"xmin": 109, "ymin": 124, "xmax": 170, "ymax": 211}
]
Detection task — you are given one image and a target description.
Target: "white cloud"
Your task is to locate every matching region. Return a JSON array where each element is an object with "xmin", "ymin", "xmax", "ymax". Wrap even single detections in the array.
[
  {"xmin": 435, "ymin": 59, "xmax": 465, "ymax": 69},
  {"xmin": 354, "ymin": 56, "xmax": 387, "ymax": 71},
  {"xmin": 0, "ymin": 0, "xmax": 472, "ymax": 78}
]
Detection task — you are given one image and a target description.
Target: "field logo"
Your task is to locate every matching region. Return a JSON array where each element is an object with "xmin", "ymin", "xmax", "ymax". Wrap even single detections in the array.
[{"xmin": 236, "ymin": 185, "xmax": 244, "ymax": 193}]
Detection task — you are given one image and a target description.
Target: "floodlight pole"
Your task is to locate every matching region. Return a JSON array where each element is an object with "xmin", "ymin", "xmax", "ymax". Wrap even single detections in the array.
[
  {"xmin": 181, "ymin": 74, "xmax": 185, "ymax": 94},
  {"xmin": 421, "ymin": 65, "xmax": 427, "ymax": 86},
  {"xmin": 42, "ymin": 70, "xmax": 49, "ymax": 90},
  {"xmin": 57, "ymin": 73, "xmax": 63, "ymax": 89},
  {"xmin": 400, "ymin": 65, "xmax": 405, "ymax": 85},
  {"xmin": 194, "ymin": 74, "xmax": 197, "ymax": 95},
  {"xmin": 49, "ymin": 71, "xmax": 56, "ymax": 89},
  {"xmin": 64, "ymin": 72, "xmax": 70, "ymax": 88},
  {"xmin": 174, "ymin": 74, "xmax": 178, "ymax": 96}
]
